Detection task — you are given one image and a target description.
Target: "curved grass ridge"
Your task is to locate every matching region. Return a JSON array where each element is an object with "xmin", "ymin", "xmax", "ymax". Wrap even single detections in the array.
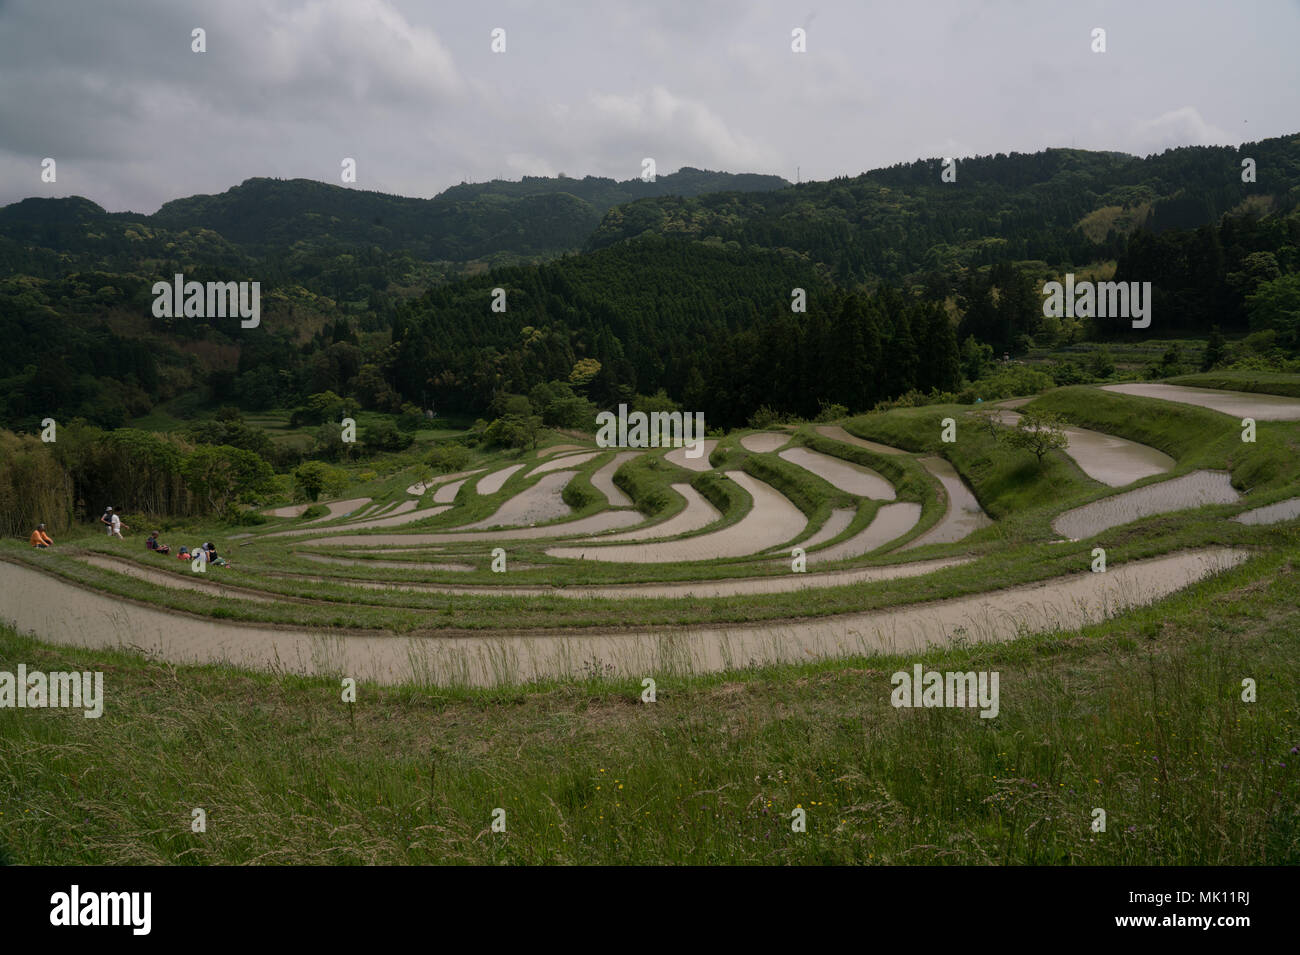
[{"xmin": 7, "ymin": 381, "xmax": 1298, "ymax": 635}]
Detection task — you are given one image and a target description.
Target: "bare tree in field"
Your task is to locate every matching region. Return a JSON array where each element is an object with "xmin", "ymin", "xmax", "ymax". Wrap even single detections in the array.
[
  {"xmin": 967, "ymin": 405, "xmax": 1002, "ymax": 439},
  {"xmin": 1003, "ymin": 410, "xmax": 1069, "ymax": 466}
]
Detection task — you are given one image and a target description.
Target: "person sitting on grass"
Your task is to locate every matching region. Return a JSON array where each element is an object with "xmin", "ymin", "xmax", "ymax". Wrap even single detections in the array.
[
  {"xmin": 29, "ymin": 523, "xmax": 53, "ymax": 548},
  {"xmin": 176, "ymin": 545, "xmax": 190, "ymax": 561},
  {"xmin": 145, "ymin": 531, "xmax": 170, "ymax": 555},
  {"xmin": 202, "ymin": 541, "xmax": 230, "ymax": 567}
]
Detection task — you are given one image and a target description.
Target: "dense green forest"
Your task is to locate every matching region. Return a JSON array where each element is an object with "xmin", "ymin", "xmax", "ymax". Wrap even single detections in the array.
[
  {"xmin": 3, "ymin": 138, "xmax": 1299, "ymax": 438},
  {"xmin": 587, "ymin": 139, "xmax": 1300, "ymax": 285}
]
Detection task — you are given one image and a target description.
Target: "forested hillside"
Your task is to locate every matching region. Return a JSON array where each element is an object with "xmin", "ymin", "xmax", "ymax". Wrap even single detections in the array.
[
  {"xmin": 588, "ymin": 137, "xmax": 1300, "ymax": 287},
  {"xmin": 3, "ymin": 138, "xmax": 1299, "ymax": 434}
]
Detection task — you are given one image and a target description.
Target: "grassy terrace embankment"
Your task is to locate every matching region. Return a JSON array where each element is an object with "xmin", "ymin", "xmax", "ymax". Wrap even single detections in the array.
[
  {"xmin": 3, "ymin": 522, "xmax": 1280, "ymax": 632},
  {"xmin": 1027, "ymin": 387, "xmax": 1297, "ymax": 496},
  {"xmin": 1, "ymin": 538, "xmax": 1295, "ymax": 865},
  {"xmin": 4, "ymin": 382, "xmax": 1297, "ymax": 631},
  {"xmin": 841, "ymin": 402, "xmax": 1112, "ymax": 541},
  {"xmin": 1168, "ymin": 370, "xmax": 1300, "ymax": 399}
]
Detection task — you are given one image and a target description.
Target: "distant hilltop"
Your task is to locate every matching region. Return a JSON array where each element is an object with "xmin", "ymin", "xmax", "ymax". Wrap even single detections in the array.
[{"xmin": 0, "ymin": 167, "xmax": 791, "ymax": 264}]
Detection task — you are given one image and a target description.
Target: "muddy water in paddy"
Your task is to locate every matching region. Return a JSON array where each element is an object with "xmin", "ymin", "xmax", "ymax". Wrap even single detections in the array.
[
  {"xmin": 993, "ymin": 411, "xmax": 1174, "ymax": 486},
  {"xmin": 530, "ymin": 451, "xmax": 601, "ymax": 475},
  {"xmin": 433, "ymin": 480, "xmax": 466, "ymax": 504},
  {"xmin": 77, "ymin": 555, "xmax": 278, "ymax": 603},
  {"xmin": 300, "ymin": 498, "xmax": 371, "ymax": 523},
  {"xmin": 1231, "ymin": 497, "xmax": 1300, "ymax": 526},
  {"xmin": 0, "ymin": 549, "xmax": 1245, "ymax": 688},
  {"xmin": 900, "ymin": 458, "xmax": 992, "ymax": 550},
  {"xmin": 814, "ymin": 425, "xmax": 906, "ymax": 455},
  {"xmin": 476, "ymin": 464, "xmax": 525, "ymax": 495},
  {"xmin": 536, "ymin": 444, "xmax": 584, "ymax": 458},
  {"xmin": 547, "ymin": 472, "xmax": 805, "ymax": 563},
  {"xmin": 406, "ymin": 469, "xmax": 485, "ymax": 497},
  {"xmin": 464, "ymin": 470, "xmax": 574, "ymax": 528},
  {"xmin": 579, "ymin": 484, "xmax": 720, "ymax": 542},
  {"xmin": 1102, "ymin": 383, "xmax": 1300, "ymax": 420},
  {"xmin": 813, "ymin": 503, "xmax": 923, "ymax": 562},
  {"xmin": 306, "ymin": 510, "xmax": 644, "ymax": 547},
  {"xmin": 356, "ymin": 501, "xmax": 397, "ymax": 519},
  {"xmin": 340, "ymin": 500, "xmax": 416, "ymax": 524},
  {"xmin": 342, "ymin": 546, "xmax": 444, "ymax": 554},
  {"xmin": 790, "ymin": 508, "xmax": 856, "ymax": 551},
  {"xmin": 740, "ymin": 432, "xmax": 789, "ymax": 453},
  {"xmin": 264, "ymin": 503, "xmax": 451, "ymax": 537},
  {"xmin": 296, "ymin": 553, "xmax": 474, "ymax": 572},
  {"xmin": 263, "ymin": 503, "xmax": 315, "ymax": 518},
  {"xmin": 1052, "ymin": 470, "xmax": 1240, "ymax": 539},
  {"xmin": 664, "ymin": 440, "xmax": 717, "ymax": 471},
  {"xmin": 779, "ymin": 447, "xmax": 896, "ymax": 499},
  {"xmin": 283, "ymin": 556, "xmax": 971, "ymax": 600},
  {"xmin": 589, "ymin": 451, "xmax": 638, "ymax": 506},
  {"xmin": 262, "ymin": 497, "xmax": 370, "ymax": 521}
]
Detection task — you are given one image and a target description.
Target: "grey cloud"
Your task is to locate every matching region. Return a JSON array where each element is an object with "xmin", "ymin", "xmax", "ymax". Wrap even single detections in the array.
[{"xmin": 1, "ymin": 0, "xmax": 1297, "ymax": 212}]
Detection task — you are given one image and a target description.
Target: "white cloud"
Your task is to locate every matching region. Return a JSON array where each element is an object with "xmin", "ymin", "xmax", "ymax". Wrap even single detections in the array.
[
  {"xmin": 1, "ymin": 0, "xmax": 1297, "ymax": 212},
  {"xmin": 585, "ymin": 86, "xmax": 779, "ymax": 172},
  {"xmin": 1129, "ymin": 107, "xmax": 1232, "ymax": 156},
  {"xmin": 244, "ymin": 0, "xmax": 463, "ymax": 107}
]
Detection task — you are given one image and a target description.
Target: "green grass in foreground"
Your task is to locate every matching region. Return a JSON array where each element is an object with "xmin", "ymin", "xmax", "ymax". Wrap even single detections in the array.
[{"xmin": 1, "ymin": 544, "xmax": 1296, "ymax": 865}]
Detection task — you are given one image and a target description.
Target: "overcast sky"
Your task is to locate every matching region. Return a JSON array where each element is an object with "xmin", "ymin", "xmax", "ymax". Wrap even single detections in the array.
[{"xmin": 2, "ymin": 0, "xmax": 1297, "ymax": 214}]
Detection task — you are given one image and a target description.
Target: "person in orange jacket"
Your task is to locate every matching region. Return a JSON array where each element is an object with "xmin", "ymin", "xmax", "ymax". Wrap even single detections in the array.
[{"xmin": 29, "ymin": 523, "xmax": 53, "ymax": 548}]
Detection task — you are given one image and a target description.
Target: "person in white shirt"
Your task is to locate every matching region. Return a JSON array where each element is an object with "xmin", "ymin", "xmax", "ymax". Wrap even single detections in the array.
[{"xmin": 109, "ymin": 512, "xmax": 128, "ymax": 539}]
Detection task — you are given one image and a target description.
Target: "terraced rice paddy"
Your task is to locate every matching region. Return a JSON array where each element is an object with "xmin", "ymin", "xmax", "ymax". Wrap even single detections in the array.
[
  {"xmin": 464, "ymin": 470, "xmax": 575, "ymax": 528},
  {"xmin": 792, "ymin": 507, "xmax": 855, "ymax": 550},
  {"xmin": 1052, "ymin": 470, "xmax": 1240, "ymax": 539},
  {"xmin": 263, "ymin": 497, "xmax": 370, "ymax": 520},
  {"xmin": 589, "ymin": 451, "xmax": 638, "ymax": 506},
  {"xmin": 582, "ymin": 484, "xmax": 720, "ymax": 541},
  {"xmin": 297, "ymin": 554, "xmax": 475, "ymax": 572},
  {"xmin": 78, "ymin": 555, "xmax": 278, "ymax": 603},
  {"xmin": 901, "ymin": 457, "xmax": 992, "ymax": 549},
  {"xmin": 6, "ymin": 382, "xmax": 1286, "ymax": 690},
  {"xmin": 432, "ymin": 479, "xmax": 467, "ymax": 504},
  {"xmin": 406, "ymin": 469, "xmax": 484, "ymax": 496},
  {"xmin": 664, "ymin": 440, "xmax": 717, "ymax": 470},
  {"xmin": 0, "ymin": 548, "xmax": 1247, "ymax": 687},
  {"xmin": 1102, "ymin": 382, "xmax": 1300, "ymax": 420},
  {"xmin": 264, "ymin": 503, "xmax": 451, "ymax": 536},
  {"xmin": 476, "ymin": 464, "xmax": 525, "ymax": 495},
  {"xmin": 1231, "ymin": 497, "xmax": 1300, "ymax": 526},
  {"xmin": 813, "ymin": 502, "xmax": 923, "ymax": 562},
  {"xmin": 300, "ymin": 497, "xmax": 371, "ymax": 523},
  {"xmin": 992, "ymin": 411, "xmax": 1174, "ymax": 486},
  {"xmin": 779, "ymin": 447, "xmax": 896, "ymax": 498},
  {"xmin": 547, "ymin": 472, "xmax": 804, "ymax": 562},
  {"xmin": 308, "ymin": 509, "xmax": 645, "ymax": 547},
  {"xmin": 530, "ymin": 451, "xmax": 601, "ymax": 475},
  {"xmin": 814, "ymin": 425, "xmax": 905, "ymax": 455},
  {"xmin": 740, "ymin": 432, "xmax": 789, "ymax": 453},
  {"xmin": 535, "ymin": 444, "xmax": 584, "ymax": 458}
]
